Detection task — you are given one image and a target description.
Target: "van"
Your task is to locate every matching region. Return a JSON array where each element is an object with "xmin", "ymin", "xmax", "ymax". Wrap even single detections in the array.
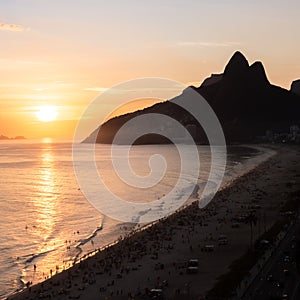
[
  {"xmin": 188, "ymin": 259, "xmax": 199, "ymax": 267},
  {"xmin": 202, "ymin": 244, "xmax": 214, "ymax": 252}
]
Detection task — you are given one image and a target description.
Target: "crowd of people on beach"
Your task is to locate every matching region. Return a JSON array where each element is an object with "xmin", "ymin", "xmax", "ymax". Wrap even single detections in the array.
[{"xmin": 10, "ymin": 150, "xmax": 300, "ymax": 300}]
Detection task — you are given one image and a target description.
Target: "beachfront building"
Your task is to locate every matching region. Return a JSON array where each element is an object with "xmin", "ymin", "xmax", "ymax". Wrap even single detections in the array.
[{"xmin": 258, "ymin": 124, "xmax": 300, "ymax": 144}]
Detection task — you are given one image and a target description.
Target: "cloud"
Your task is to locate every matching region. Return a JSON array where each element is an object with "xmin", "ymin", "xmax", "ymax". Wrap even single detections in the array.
[
  {"xmin": 0, "ymin": 22, "xmax": 24, "ymax": 32},
  {"xmin": 177, "ymin": 41, "xmax": 241, "ymax": 47},
  {"xmin": 82, "ymin": 87, "xmax": 108, "ymax": 92}
]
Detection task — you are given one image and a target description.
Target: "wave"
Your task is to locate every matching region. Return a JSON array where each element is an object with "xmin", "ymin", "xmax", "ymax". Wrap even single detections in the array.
[
  {"xmin": 73, "ymin": 220, "xmax": 103, "ymax": 263},
  {"xmin": 24, "ymin": 248, "xmax": 58, "ymax": 264}
]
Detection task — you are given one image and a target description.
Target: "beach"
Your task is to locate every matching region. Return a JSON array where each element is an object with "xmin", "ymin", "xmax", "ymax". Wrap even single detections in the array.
[{"xmin": 8, "ymin": 145, "xmax": 300, "ymax": 300}]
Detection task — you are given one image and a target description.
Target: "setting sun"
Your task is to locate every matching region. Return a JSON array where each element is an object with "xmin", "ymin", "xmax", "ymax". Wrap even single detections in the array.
[{"xmin": 36, "ymin": 106, "xmax": 58, "ymax": 122}]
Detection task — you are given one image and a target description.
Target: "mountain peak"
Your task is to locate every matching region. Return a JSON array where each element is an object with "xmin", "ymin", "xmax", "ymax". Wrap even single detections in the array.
[
  {"xmin": 224, "ymin": 51, "xmax": 249, "ymax": 75},
  {"xmin": 231, "ymin": 51, "xmax": 247, "ymax": 60},
  {"xmin": 291, "ymin": 79, "xmax": 300, "ymax": 96},
  {"xmin": 249, "ymin": 61, "xmax": 270, "ymax": 84}
]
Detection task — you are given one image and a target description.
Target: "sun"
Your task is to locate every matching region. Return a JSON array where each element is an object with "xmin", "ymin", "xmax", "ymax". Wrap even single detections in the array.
[{"xmin": 36, "ymin": 106, "xmax": 58, "ymax": 122}]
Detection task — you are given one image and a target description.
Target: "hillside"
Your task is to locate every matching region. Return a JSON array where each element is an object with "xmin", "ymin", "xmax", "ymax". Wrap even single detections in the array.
[{"xmin": 84, "ymin": 51, "xmax": 300, "ymax": 144}]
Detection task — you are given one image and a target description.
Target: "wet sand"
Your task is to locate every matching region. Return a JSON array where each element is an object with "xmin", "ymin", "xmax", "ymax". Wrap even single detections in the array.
[{"xmin": 8, "ymin": 145, "xmax": 300, "ymax": 300}]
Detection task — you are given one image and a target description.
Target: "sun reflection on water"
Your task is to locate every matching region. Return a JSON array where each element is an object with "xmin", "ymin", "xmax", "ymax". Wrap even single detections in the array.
[
  {"xmin": 24, "ymin": 145, "xmax": 64, "ymax": 281},
  {"xmin": 35, "ymin": 149, "xmax": 57, "ymax": 236}
]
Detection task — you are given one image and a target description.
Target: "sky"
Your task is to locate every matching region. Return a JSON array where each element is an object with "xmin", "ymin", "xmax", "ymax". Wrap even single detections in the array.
[{"xmin": 1, "ymin": 0, "xmax": 300, "ymax": 139}]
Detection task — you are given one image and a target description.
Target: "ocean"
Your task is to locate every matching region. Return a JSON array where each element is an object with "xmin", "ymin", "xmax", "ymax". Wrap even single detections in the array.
[{"xmin": 0, "ymin": 141, "xmax": 271, "ymax": 299}]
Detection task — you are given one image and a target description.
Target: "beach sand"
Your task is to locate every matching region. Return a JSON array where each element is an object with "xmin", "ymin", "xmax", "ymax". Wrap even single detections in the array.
[{"xmin": 8, "ymin": 145, "xmax": 300, "ymax": 300}]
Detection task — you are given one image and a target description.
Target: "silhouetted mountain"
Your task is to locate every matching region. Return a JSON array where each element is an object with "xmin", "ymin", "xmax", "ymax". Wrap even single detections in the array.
[
  {"xmin": 84, "ymin": 51, "xmax": 300, "ymax": 144},
  {"xmin": 0, "ymin": 135, "xmax": 26, "ymax": 140},
  {"xmin": 201, "ymin": 74, "xmax": 223, "ymax": 87},
  {"xmin": 291, "ymin": 79, "xmax": 300, "ymax": 96},
  {"xmin": 0, "ymin": 135, "xmax": 9, "ymax": 140}
]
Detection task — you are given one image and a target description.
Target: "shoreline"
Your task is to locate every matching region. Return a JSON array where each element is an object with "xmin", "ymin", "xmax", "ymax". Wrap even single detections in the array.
[
  {"xmin": 8, "ymin": 145, "xmax": 300, "ymax": 300},
  {"xmin": 6, "ymin": 144, "xmax": 276, "ymax": 299},
  {"xmin": 7, "ymin": 144, "xmax": 268, "ymax": 296}
]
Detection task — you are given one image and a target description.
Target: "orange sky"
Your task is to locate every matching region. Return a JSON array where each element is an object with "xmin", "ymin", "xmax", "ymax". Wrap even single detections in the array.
[{"xmin": 1, "ymin": 0, "xmax": 300, "ymax": 139}]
